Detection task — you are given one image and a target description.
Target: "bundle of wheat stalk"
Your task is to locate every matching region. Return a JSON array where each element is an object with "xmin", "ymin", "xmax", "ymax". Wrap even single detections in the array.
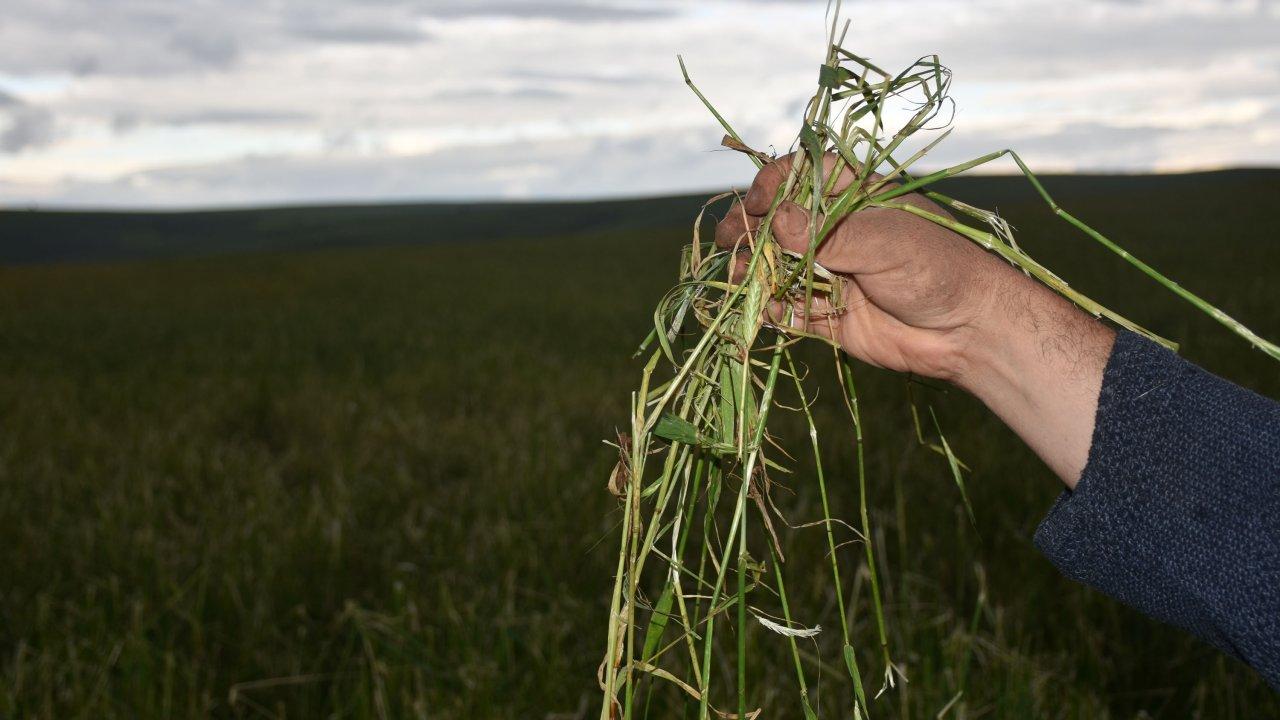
[{"xmin": 596, "ymin": 11, "xmax": 1280, "ymax": 720}]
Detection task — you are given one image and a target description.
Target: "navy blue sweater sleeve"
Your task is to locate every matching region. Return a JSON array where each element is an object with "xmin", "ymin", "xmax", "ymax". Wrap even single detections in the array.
[{"xmin": 1034, "ymin": 330, "xmax": 1280, "ymax": 689}]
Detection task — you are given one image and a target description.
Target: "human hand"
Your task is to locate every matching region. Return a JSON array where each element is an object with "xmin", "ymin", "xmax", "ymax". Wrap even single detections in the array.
[
  {"xmin": 715, "ymin": 152, "xmax": 1017, "ymax": 382},
  {"xmin": 714, "ymin": 152, "xmax": 1114, "ymax": 485}
]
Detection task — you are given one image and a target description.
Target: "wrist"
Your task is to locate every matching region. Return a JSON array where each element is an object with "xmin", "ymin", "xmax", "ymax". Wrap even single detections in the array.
[
  {"xmin": 941, "ymin": 267, "xmax": 1027, "ymax": 391},
  {"xmin": 952, "ymin": 271, "xmax": 1103, "ymax": 390},
  {"xmin": 949, "ymin": 271, "xmax": 1116, "ymax": 485}
]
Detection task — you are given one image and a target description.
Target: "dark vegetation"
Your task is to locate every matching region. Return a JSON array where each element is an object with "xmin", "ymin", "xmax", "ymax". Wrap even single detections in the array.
[{"xmin": 1, "ymin": 170, "xmax": 1277, "ymax": 717}]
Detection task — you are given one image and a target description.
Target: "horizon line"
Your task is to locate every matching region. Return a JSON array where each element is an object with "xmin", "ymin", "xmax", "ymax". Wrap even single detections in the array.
[{"xmin": 3, "ymin": 165, "xmax": 1278, "ymax": 215}]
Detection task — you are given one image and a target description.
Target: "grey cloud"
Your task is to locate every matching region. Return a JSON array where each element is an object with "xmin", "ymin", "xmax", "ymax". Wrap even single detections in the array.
[
  {"xmin": 909, "ymin": 109, "xmax": 1280, "ymax": 176},
  {"xmin": 168, "ymin": 29, "xmax": 240, "ymax": 68},
  {"xmin": 70, "ymin": 55, "xmax": 100, "ymax": 77},
  {"xmin": 8, "ymin": 106, "xmax": 1280, "ymax": 208},
  {"xmin": 923, "ymin": 11, "xmax": 1280, "ymax": 81},
  {"xmin": 0, "ymin": 2, "xmax": 245, "ymax": 76},
  {"xmin": 0, "ymin": 0, "xmax": 671, "ymax": 78},
  {"xmin": 107, "ymin": 109, "xmax": 312, "ymax": 135},
  {"xmin": 322, "ymin": 128, "xmax": 387, "ymax": 154},
  {"xmin": 0, "ymin": 127, "xmax": 745, "ymax": 208},
  {"xmin": 508, "ymin": 68, "xmax": 666, "ymax": 87},
  {"xmin": 930, "ymin": 122, "xmax": 1169, "ymax": 170},
  {"xmin": 111, "ymin": 112, "xmax": 141, "ymax": 134},
  {"xmin": 291, "ymin": 22, "xmax": 429, "ymax": 44},
  {"xmin": 431, "ymin": 87, "xmax": 570, "ymax": 101},
  {"xmin": 1, "ymin": 106, "xmax": 56, "ymax": 153},
  {"xmin": 0, "ymin": 0, "xmax": 427, "ymax": 77},
  {"xmin": 1, "ymin": 0, "xmax": 1278, "ymax": 208},
  {"xmin": 421, "ymin": 1, "xmax": 677, "ymax": 22},
  {"xmin": 164, "ymin": 109, "xmax": 313, "ymax": 126}
]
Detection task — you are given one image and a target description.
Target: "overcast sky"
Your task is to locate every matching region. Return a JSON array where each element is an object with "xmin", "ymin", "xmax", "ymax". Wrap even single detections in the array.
[{"xmin": 1, "ymin": 0, "xmax": 1278, "ymax": 208}]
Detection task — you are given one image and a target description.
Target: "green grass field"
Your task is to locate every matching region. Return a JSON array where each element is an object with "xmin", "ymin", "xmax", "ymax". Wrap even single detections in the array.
[{"xmin": 2, "ymin": 171, "xmax": 1278, "ymax": 718}]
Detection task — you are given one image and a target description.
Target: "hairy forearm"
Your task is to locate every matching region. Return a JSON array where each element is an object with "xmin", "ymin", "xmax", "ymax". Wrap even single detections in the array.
[{"xmin": 954, "ymin": 272, "xmax": 1116, "ymax": 487}]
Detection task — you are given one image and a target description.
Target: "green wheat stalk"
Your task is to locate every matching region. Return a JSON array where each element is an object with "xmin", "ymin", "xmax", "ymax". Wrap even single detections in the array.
[{"xmin": 598, "ymin": 10, "xmax": 1279, "ymax": 720}]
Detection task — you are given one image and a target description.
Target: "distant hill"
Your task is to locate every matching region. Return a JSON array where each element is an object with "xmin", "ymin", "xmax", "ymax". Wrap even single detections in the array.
[{"xmin": 2, "ymin": 169, "xmax": 1276, "ymax": 264}]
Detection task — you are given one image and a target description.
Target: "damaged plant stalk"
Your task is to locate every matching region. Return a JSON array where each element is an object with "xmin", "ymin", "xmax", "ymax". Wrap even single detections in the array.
[{"xmin": 598, "ymin": 12, "xmax": 1279, "ymax": 720}]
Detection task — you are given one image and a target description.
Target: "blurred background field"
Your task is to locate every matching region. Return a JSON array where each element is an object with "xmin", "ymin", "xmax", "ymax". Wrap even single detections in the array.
[{"xmin": 2, "ymin": 170, "xmax": 1279, "ymax": 718}]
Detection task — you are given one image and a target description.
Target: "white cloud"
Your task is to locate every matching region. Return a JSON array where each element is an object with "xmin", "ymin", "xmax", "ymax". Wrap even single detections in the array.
[{"xmin": 1, "ymin": 0, "xmax": 1278, "ymax": 208}]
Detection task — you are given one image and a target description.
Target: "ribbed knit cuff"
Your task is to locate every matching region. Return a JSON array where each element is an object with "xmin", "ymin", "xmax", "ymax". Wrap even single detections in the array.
[
  {"xmin": 1032, "ymin": 329, "xmax": 1280, "ymax": 685},
  {"xmin": 1032, "ymin": 330, "xmax": 1187, "ymax": 578}
]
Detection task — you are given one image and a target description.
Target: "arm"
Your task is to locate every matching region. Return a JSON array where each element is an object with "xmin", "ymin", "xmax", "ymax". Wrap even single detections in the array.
[
  {"xmin": 954, "ymin": 272, "xmax": 1115, "ymax": 487},
  {"xmin": 716, "ymin": 153, "xmax": 1114, "ymax": 486},
  {"xmin": 1034, "ymin": 329, "xmax": 1280, "ymax": 688},
  {"xmin": 716, "ymin": 154, "xmax": 1280, "ymax": 687}
]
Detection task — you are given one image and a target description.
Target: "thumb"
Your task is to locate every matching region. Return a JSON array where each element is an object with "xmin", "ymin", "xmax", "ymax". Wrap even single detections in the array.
[
  {"xmin": 773, "ymin": 202, "xmax": 896, "ymax": 275},
  {"xmin": 770, "ymin": 201, "xmax": 821, "ymax": 255}
]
